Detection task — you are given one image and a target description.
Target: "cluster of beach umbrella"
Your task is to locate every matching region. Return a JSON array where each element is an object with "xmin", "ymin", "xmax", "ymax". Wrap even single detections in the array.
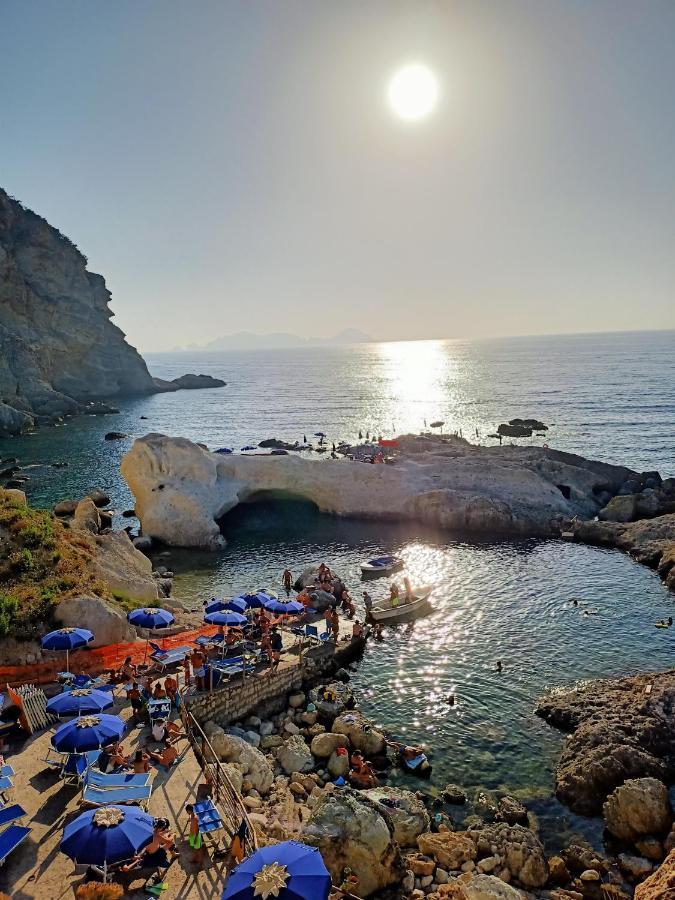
[{"xmin": 204, "ymin": 591, "xmax": 304, "ymax": 630}]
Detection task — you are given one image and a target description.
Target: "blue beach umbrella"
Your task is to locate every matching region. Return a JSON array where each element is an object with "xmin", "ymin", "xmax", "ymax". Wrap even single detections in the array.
[
  {"xmin": 222, "ymin": 840, "xmax": 331, "ymax": 900},
  {"xmin": 62, "ymin": 805, "xmax": 154, "ymax": 881},
  {"xmin": 127, "ymin": 607, "xmax": 175, "ymax": 630},
  {"xmin": 52, "ymin": 713, "xmax": 125, "ymax": 753},
  {"xmin": 47, "ymin": 688, "xmax": 114, "ymax": 718},
  {"xmin": 206, "ymin": 597, "xmax": 248, "ymax": 615},
  {"xmin": 234, "ymin": 591, "xmax": 274, "ymax": 609},
  {"xmin": 41, "ymin": 627, "xmax": 94, "ymax": 674},
  {"xmin": 204, "ymin": 611, "xmax": 248, "ymax": 627},
  {"xmin": 127, "ymin": 606, "xmax": 175, "ymax": 662},
  {"xmin": 263, "ymin": 597, "xmax": 305, "ymax": 616}
]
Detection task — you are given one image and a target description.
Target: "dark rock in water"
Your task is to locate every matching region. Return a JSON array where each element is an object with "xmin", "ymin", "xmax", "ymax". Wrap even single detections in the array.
[
  {"xmin": 536, "ymin": 670, "xmax": 675, "ymax": 815},
  {"xmin": 270, "ymin": 448, "xmax": 288, "ymax": 455},
  {"xmin": 98, "ymin": 509, "xmax": 113, "ymax": 529},
  {"xmin": 4, "ymin": 477, "xmax": 26, "ymax": 488},
  {"xmin": 51, "ymin": 461, "xmax": 69, "ymax": 468},
  {"xmin": 152, "ymin": 373, "xmax": 226, "ymax": 391},
  {"xmin": 83, "ymin": 401, "xmax": 120, "ymax": 415},
  {"xmin": 496, "ymin": 794, "xmax": 528, "ymax": 825},
  {"xmin": 509, "ymin": 418, "xmax": 548, "ymax": 431},
  {"xmin": 54, "ymin": 499, "xmax": 78, "ymax": 516},
  {"xmin": 104, "ymin": 431, "xmax": 128, "ymax": 441},
  {"xmin": 121, "ymin": 508, "xmax": 137, "ymax": 518},
  {"xmin": 133, "ymin": 535, "xmax": 153, "ymax": 553},
  {"xmin": 87, "ymin": 488, "xmax": 111, "ymax": 508},
  {"xmin": 443, "ymin": 784, "xmax": 468, "ymax": 805},
  {"xmin": 0, "ymin": 465, "xmax": 19, "ymax": 478},
  {"xmin": 599, "ymin": 494, "xmax": 638, "ymax": 522},
  {"xmin": 140, "ymin": 415, "xmax": 148, "ymax": 420},
  {"xmin": 258, "ymin": 438, "xmax": 298, "ymax": 450},
  {"xmin": 497, "ymin": 423, "xmax": 532, "ymax": 438}
]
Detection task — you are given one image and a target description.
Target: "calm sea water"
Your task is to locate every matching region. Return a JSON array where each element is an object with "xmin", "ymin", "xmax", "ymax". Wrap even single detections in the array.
[{"xmin": 2, "ymin": 330, "xmax": 674, "ymax": 845}]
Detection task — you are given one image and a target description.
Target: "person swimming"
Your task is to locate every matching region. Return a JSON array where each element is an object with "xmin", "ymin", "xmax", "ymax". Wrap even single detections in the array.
[{"xmin": 496, "ymin": 660, "xmax": 503, "ymax": 673}]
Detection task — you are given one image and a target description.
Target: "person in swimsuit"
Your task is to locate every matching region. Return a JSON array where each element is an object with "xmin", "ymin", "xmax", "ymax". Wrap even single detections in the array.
[{"xmin": 120, "ymin": 818, "xmax": 177, "ymax": 872}]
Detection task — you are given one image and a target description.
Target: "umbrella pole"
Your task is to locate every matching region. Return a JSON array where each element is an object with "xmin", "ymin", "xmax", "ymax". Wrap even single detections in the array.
[{"xmin": 66, "ymin": 648, "xmax": 69, "ymax": 675}]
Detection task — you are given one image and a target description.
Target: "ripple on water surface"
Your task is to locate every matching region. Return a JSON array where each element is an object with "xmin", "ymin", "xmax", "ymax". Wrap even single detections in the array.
[{"xmin": 169, "ymin": 500, "xmax": 675, "ymax": 848}]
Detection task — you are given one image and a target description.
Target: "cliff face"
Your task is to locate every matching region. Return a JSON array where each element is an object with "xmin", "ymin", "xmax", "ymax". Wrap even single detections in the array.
[{"xmin": 0, "ymin": 188, "xmax": 158, "ymax": 434}]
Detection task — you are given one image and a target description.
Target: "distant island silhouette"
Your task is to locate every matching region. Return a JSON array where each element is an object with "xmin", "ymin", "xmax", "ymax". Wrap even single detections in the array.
[{"xmin": 172, "ymin": 327, "xmax": 373, "ymax": 352}]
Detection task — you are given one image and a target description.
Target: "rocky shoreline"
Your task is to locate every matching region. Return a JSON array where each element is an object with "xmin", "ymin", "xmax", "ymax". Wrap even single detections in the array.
[{"xmin": 196, "ymin": 670, "xmax": 675, "ymax": 899}]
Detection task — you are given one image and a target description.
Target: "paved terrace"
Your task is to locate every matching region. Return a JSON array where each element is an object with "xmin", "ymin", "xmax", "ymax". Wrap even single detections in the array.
[{"xmin": 0, "ymin": 703, "xmax": 236, "ymax": 900}]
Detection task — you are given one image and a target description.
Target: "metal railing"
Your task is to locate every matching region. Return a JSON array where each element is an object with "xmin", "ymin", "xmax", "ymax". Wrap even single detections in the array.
[{"xmin": 179, "ymin": 700, "xmax": 258, "ymax": 854}]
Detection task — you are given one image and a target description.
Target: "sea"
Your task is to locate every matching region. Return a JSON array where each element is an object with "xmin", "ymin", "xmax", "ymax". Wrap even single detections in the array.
[{"xmin": 2, "ymin": 329, "xmax": 674, "ymax": 848}]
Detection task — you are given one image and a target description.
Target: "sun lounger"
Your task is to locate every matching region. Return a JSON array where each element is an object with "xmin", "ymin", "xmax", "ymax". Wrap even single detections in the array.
[
  {"xmin": 62, "ymin": 753, "xmax": 88, "ymax": 785},
  {"xmin": 194, "ymin": 633, "xmax": 224, "ymax": 647},
  {"xmin": 0, "ymin": 824, "xmax": 31, "ymax": 866},
  {"xmin": 0, "ymin": 766, "xmax": 15, "ymax": 779},
  {"xmin": 43, "ymin": 751, "xmax": 66, "ymax": 770},
  {"xmin": 153, "ymin": 651, "xmax": 191, "ymax": 672},
  {"xmin": 0, "ymin": 804, "xmax": 26, "ymax": 828},
  {"xmin": 192, "ymin": 799, "xmax": 223, "ymax": 835},
  {"xmin": 86, "ymin": 770, "xmax": 152, "ymax": 789},
  {"xmin": 82, "ymin": 782, "xmax": 152, "ymax": 807},
  {"xmin": 150, "ymin": 643, "xmax": 192, "ymax": 659}
]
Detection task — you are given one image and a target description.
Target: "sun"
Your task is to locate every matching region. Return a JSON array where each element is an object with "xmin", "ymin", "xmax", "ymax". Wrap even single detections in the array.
[{"xmin": 387, "ymin": 63, "xmax": 439, "ymax": 121}]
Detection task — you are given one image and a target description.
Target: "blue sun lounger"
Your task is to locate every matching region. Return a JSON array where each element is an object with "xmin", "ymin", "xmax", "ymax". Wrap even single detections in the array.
[
  {"xmin": 86, "ymin": 770, "xmax": 152, "ymax": 789},
  {"xmin": 192, "ymin": 799, "xmax": 223, "ymax": 835},
  {"xmin": 62, "ymin": 753, "xmax": 89, "ymax": 785},
  {"xmin": 82, "ymin": 781, "xmax": 152, "ymax": 807},
  {"xmin": 0, "ymin": 766, "xmax": 15, "ymax": 779},
  {"xmin": 0, "ymin": 824, "xmax": 31, "ymax": 867},
  {"xmin": 0, "ymin": 805, "xmax": 26, "ymax": 829}
]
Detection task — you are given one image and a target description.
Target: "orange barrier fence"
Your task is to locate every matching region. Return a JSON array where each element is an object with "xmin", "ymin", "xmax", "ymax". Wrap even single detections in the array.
[{"xmin": 0, "ymin": 627, "xmax": 212, "ymax": 690}]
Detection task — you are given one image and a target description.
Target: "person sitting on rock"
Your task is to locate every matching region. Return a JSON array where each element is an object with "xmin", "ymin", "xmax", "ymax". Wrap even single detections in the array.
[{"xmin": 349, "ymin": 757, "xmax": 378, "ymax": 789}]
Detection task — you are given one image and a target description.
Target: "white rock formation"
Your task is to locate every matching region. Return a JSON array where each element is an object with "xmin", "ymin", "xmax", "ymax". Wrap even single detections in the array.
[{"xmin": 122, "ymin": 433, "xmax": 631, "ymax": 549}]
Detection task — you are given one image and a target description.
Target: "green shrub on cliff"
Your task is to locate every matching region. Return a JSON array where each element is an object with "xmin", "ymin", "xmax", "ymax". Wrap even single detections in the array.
[{"xmin": 0, "ymin": 490, "xmax": 116, "ymax": 641}]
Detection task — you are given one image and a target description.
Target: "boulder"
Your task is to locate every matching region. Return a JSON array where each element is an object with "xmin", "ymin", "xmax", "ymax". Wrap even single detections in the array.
[
  {"xmin": 2, "ymin": 487, "xmax": 27, "ymax": 505},
  {"xmin": 302, "ymin": 789, "xmax": 402, "ymax": 897},
  {"xmin": 56, "ymin": 594, "xmax": 135, "ymax": 646},
  {"xmin": 536, "ymin": 672, "xmax": 675, "ymax": 815},
  {"xmin": 327, "ymin": 749, "xmax": 350, "ymax": 778},
  {"xmin": 94, "ymin": 531, "xmax": 160, "ymax": 602},
  {"xmin": 288, "ymin": 691, "xmax": 306, "ymax": 709},
  {"xmin": 444, "ymin": 784, "xmax": 468, "ymax": 805},
  {"xmin": 309, "ymin": 682, "xmax": 355, "ymax": 722},
  {"xmin": 72, "ymin": 498, "xmax": 101, "ymax": 533},
  {"xmin": 496, "ymin": 795, "xmax": 528, "ymax": 826},
  {"xmin": 221, "ymin": 763, "xmax": 244, "ymax": 794},
  {"xmin": 54, "ymin": 499, "xmax": 78, "ymax": 516},
  {"xmin": 276, "ymin": 735, "xmax": 314, "ymax": 775},
  {"xmin": 618, "ymin": 854, "xmax": 653, "ymax": 878},
  {"xmin": 468, "ymin": 823, "xmax": 549, "ymax": 888},
  {"xmin": 209, "ymin": 732, "xmax": 273, "ymax": 794},
  {"xmin": 497, "ymin": 423, "xmax": 532, "ymax": 438},
  {"xmin": 332, "ymin": 710, "xmax": 386, "ymax": 756},
  {"xmin": 104, "ymin": 431, "xmax": 128, "ymax": 440},
  {"xmin": 365, "ymin": 786, "xmax": 430, "ymax": 847},
  {"xmin": 634, "ymin": 847, "xmax": 675, "ymax": 899},
  {"xmin": 310, "ymin": 732, "xmax": 350, "ymax": 758},
  {"xmin": 599, "ymin": 495, "xmax": 638, "ymax": 523},
  {"xmin": 417, "ymin": 831, "xmax": 476, "ymax": 870},
  {"xmin": 87, "ymin": 488, "xmax": 111, "ymax": 508},
  {"xmin": 603, "ymin": 778, "xmax": 672, "ymax": 842},
  {"xmin": 458, "ymin": 873, "xmax": 523, "ymax": 899}
]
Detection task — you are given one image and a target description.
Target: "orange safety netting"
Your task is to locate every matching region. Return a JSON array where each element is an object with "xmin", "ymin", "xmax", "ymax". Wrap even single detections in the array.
[{"xmin": 0, "ymin": 627, "xmax": 212, "ymax": 689}]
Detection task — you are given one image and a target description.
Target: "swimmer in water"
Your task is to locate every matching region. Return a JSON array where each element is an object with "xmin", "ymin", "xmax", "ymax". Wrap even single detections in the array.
[
  {"xmin": 571, "ymin": 598, "xmax": 579, "ymax": 607},
  {"xmin": 496, "ymin": 660, "xmax": 503, "ymax": 673}
]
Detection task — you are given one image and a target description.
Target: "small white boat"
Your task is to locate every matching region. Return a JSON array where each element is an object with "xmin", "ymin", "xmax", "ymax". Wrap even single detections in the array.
[
  {"xmin": 360, "ymin": 555, "xmax": 404, "ymax": 577},
  {"xmin": 369, "ymin": 587, "xmax": 433, "ymax": 623}
]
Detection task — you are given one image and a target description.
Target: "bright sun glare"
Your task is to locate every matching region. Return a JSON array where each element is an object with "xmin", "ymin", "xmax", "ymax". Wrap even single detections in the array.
[{"xmin": 387, "ymin": 63, "xmax": 439, "ymax": 121}]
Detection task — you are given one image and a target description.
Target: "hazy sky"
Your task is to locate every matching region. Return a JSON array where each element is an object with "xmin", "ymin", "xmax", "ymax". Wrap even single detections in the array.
[{"xmin": 3, "ymin": 1, "xmax": 675, "ymax": 351}]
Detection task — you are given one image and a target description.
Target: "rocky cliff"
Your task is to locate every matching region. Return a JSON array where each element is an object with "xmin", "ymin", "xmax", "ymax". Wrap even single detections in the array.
[{"xmin": 0, "ymin": 188, "xmax": 225, "ymax": 436}]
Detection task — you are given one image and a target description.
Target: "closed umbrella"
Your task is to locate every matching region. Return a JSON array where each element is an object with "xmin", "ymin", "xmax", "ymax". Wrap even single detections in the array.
[
  {"xmin": 127, "ymin": 606, "xmax": 175, "ymax": 662},
  {"xmin": 262, "ymin": 598, "xmax": 305, "ymax": 616},
  {"xmin": 222, "ymin": 840, "xmax": 331, "ymax": 900},
  {"xmin": 52, "ymin": 713, "xmax": 125, "ymax": 753},
  {"xmin": 41, "ymin": 627, "xmax": 94, "ymax": 675},
  {"xmin": 61, "ymin": 805, "xmax": 154, "ymax": 881},
  {"xmin": 47, "ymin": 688, "xmax": 114, "ymax": 718}
]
